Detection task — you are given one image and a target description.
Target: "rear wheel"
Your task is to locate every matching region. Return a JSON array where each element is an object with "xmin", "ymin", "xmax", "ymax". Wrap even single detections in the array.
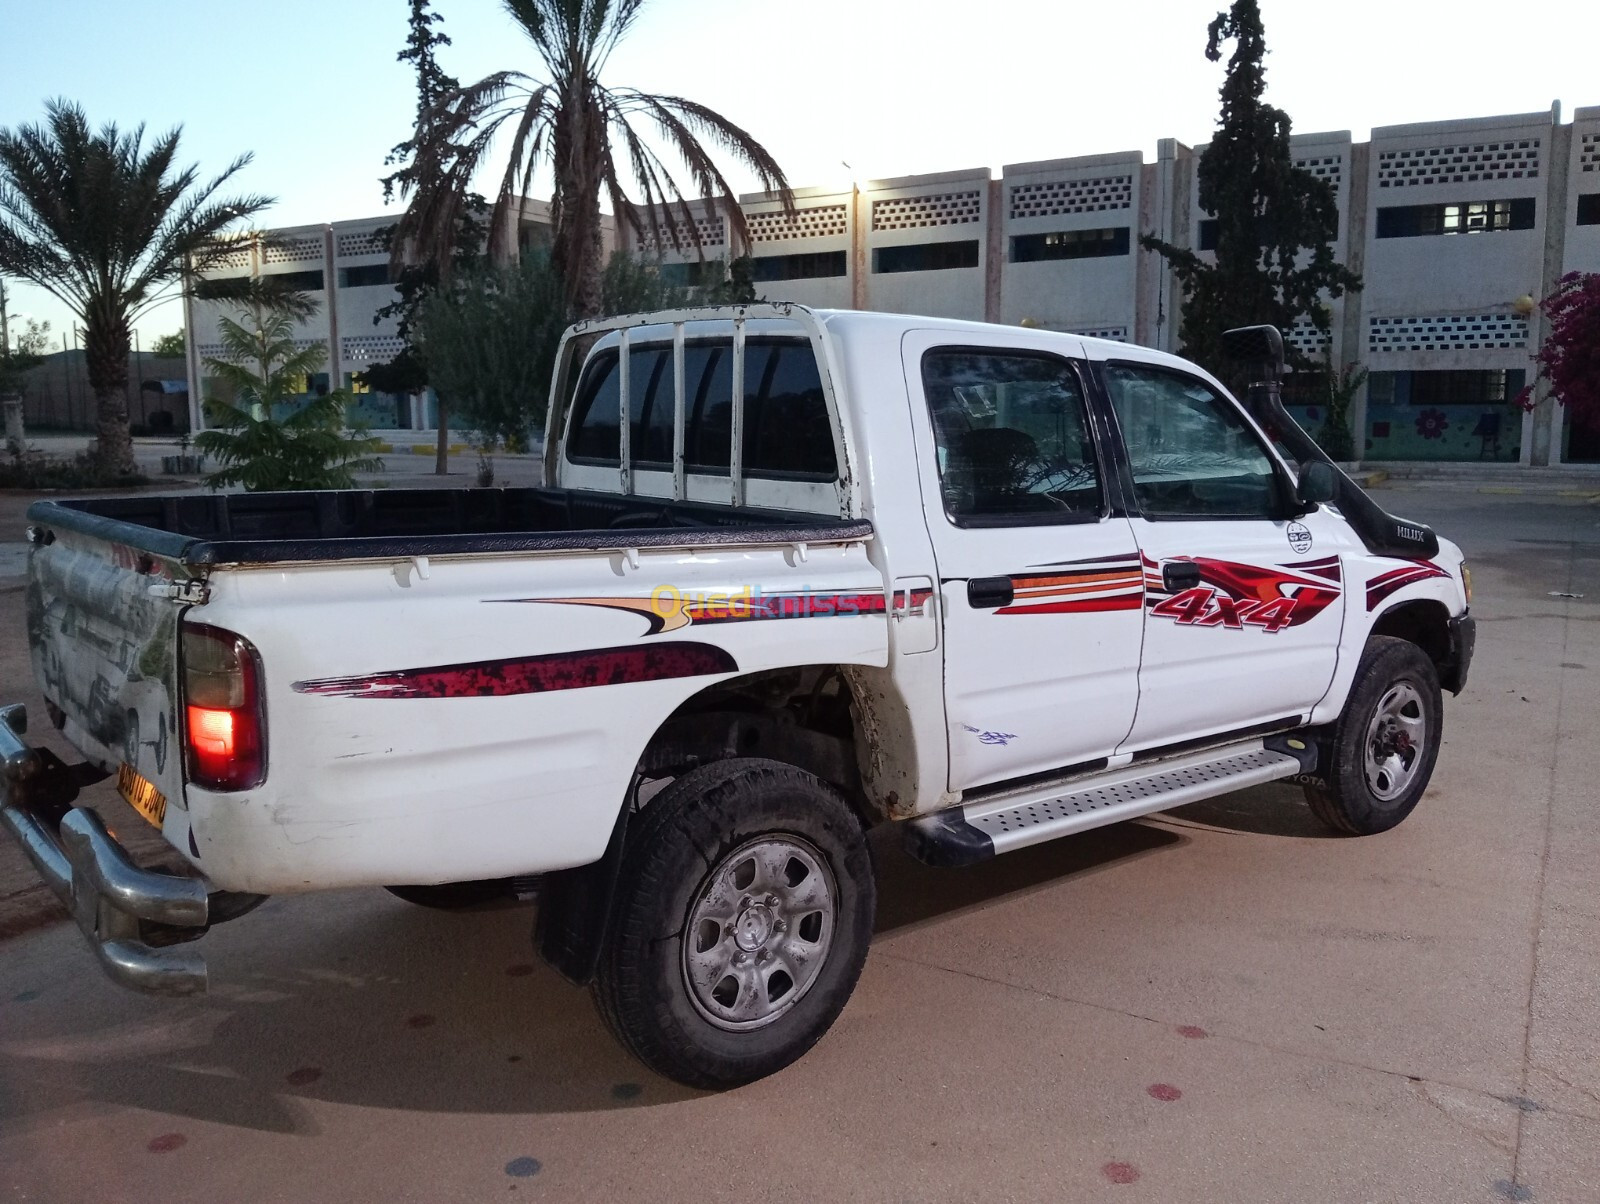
[
  {"xmin": 593, "ymin": 758, "xmax": 875, "ymax": 1090},
  {"xmin": 1304, "ymin": 636, "xmax": 1442, "ymax": 835}
]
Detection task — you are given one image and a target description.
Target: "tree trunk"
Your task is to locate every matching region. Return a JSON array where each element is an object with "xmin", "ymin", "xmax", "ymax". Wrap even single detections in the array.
[
  {"xmin": 550, "ymin": 120, "xmax": 607, "ymax": 320},
  {"xmin": 576, "ymin": 210, "xmax": 606, "ymax": 319},
  {"xmin": 435, "ymin": 398, "xmax": 449, "ymax": 475},
  {"xmin": 84, "ymin": 310, "xmax": 137, "ymax": 477}
]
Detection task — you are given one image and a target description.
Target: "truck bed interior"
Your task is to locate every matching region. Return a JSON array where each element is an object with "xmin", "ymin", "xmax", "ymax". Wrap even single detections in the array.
[{"xmin": 28, "ymin": 488, "xmax": 871, "ymax": 566}]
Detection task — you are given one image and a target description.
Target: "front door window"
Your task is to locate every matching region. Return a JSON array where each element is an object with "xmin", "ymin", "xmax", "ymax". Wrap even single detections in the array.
[
  {"xmin": 923, "ymin": 349, "xmax": 1103, "ymax": 524},
  {"xmin": 1103, "ymin": 364, "xmax": 1282, "ymax": 519}
]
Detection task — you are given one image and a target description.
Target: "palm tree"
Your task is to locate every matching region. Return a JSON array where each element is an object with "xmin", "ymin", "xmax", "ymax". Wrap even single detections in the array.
[
  {"xmin": 394, "ymin": 0, "xmax": 792, "ymax": 318},
  {"xmin": 0, "ymin": 101, "xmax": 269, "ymax": 474}
]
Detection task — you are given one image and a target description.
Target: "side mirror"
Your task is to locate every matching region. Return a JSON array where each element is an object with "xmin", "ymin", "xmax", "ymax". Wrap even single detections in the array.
[{"xmin": 1297, "ymin": 460, "xmax": 1337, "ymax": 510}]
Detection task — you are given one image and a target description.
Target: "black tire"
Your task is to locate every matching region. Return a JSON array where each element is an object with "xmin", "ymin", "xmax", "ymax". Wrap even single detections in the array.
[
  {"xmin": 1304, "ymin": 636, "xmax": 1442, "ymax": 835},
  {"xmin": 592, "ymin": 757, "xmax": 875, "ymax": 1090},
  {"xmin": 384, "ymin": 880, "xmax": 517, "ymax": 909}
]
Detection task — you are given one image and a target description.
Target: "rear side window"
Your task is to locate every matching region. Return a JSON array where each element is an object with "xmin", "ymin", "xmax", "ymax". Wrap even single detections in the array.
[
  {"xmin": 628, "ymin": 347, "xmax": 672, "ymax": 464},
  {"xmin": 1103, "ymin": 363, "xmax": 1281, "ymax": 519},
  {"xmin": 743, "ymin": 342, "xmax": 835, "ymax": 477},
  {"xmin": 921, "ymin": 348, "xmax": 1102, "ymax": 524},
  {"xmin": 567, "ymin": 338, "xmax": 836, "ymax": 480},
  {"xmin": 567, "ymin": 351, "xmax": 621, "ymax": 463}
]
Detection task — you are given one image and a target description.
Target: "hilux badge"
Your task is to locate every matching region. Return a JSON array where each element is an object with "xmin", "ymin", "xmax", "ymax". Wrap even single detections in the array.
[{"xmin": 1286, "ymin": 522, "xmax": 1313, "ymax": 555}]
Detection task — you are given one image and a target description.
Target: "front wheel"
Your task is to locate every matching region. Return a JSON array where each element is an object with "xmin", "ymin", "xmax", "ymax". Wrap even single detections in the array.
[
  {"xmin": 1304, "ymin": 636, "xmax": 1442, "ymax": 835},
  {"xmin": 592, "ymin": 758, "xmax": 875, "ymax": 1090}
]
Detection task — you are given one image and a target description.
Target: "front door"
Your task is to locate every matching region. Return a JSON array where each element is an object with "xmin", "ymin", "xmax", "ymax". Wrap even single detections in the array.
[
  {"xmin": 1096, "ymin": 359, "xmax": 1349, "ymax": 751},
  {"xmin": 903, "ymin": 331, "xmax": 1146, "ymax": 793}
]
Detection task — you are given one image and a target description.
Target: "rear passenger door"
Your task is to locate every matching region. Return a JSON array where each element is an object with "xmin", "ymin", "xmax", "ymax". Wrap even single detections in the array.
[
  {"xmin": 1097, "ymin": 360, "xmax": 1348, "ymax": 752},
  {"xmin": 903, "ymin": 331, "xmax": 1146, "ymax": 793}
]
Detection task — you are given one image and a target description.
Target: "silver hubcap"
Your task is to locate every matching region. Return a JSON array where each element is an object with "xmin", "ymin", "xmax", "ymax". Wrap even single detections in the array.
[
  {"xmin": 682, "ymin": 835, "xmax": 836, "ymax": 1032},
  {"xmin": 1364, "ymin": 681, "xmax": 1427, "ymax": 803}
]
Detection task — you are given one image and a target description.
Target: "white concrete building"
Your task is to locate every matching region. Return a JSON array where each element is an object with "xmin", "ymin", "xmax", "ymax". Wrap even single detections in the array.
[
  {"xmin": 185, "ymin": 198, "xmax": 567, "ymax": 433},
  {"xmin": 191, "ymin": 103, "xmax": 1600, "ymax": 466}
]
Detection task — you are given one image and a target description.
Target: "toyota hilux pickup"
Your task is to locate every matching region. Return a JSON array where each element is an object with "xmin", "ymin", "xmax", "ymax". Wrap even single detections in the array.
[{"xmin": 1, "ymin": 305, "xmax": 1472, "ymax": 1089}]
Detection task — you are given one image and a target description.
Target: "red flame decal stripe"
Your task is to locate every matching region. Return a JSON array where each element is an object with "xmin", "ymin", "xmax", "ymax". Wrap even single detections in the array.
[
  {"xmin": 1365, "ymin": 561, "xmax": 1449, "ymax": 611},
  {"xmin": 292, "ymin": 642, "xmax": 737, "ymax": 700}
]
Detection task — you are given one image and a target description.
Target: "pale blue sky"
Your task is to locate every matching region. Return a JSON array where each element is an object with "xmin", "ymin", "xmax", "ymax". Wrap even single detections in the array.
[{"xmin": 2, "ymin": 0, "xmax": 1593, "ymax": 345}]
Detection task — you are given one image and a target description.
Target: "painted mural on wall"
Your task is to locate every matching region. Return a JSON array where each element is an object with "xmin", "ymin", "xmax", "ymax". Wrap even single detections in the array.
[{"xmin": 1287, "ymin": 368, "xmax": 1524, "ymax": 463}]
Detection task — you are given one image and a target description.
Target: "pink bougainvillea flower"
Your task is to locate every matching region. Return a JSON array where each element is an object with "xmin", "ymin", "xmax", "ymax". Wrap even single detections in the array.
[{"xmin": 1519, "ymin": 272, "xmax": 1600, "ymax": 430}]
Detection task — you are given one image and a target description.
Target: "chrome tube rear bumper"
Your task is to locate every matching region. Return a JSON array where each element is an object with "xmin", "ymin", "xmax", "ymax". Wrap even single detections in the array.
[{"xmin": 0, "ymin": 703, "xmax": 210, "ymax": 995}]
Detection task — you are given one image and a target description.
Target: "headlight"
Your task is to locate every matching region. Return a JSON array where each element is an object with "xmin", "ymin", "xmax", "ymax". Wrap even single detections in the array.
[{"xmin": 1461, "ymin": 563, "xmax": 1472, "ymax": 605}]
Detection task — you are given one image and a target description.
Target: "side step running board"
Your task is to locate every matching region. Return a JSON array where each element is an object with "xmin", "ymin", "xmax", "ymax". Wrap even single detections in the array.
[{"xmin": 905, "ymin": 741, "xmax": 1306, "ymax": 867}]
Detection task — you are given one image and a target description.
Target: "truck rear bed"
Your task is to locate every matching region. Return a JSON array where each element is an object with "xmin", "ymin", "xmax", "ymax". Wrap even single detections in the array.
[{"xmin": 28, "ymin": 487, "xmax": 873, "ymax": 566}]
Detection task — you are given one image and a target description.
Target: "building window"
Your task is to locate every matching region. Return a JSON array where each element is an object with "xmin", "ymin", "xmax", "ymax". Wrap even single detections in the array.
[
  {"xmin": 338, "ymin": 263, "xmax": 392, "ymax": 288},
  {"xmin": 1376, "ymin": 198, "xmax": 1535, "ymax": 238},
  {"xmin": 658, "ymin": 261, "xmax": 719, "ymax": 288},
  {"xmin": 1578, "ymin": 194, "xmax": 1600, "ymax": 226},
  {"xmin": 1010, "ymin": 227, "xmax": 1130, "ymax": 263},
  {"xmin": 269, "ymin": 268, "xmax": 325, "ymax": 291},
  {"xmin": 873, "ymin": 240, "xmax": 981, "ymax": 274},
  {"xmin": 750, "ymin": 251, "xmax": 848, "ymax": 282},
  {"xmin": 1196, "ymin": 214, "xmax": 1282, "ymax": 251},
  {"xmin": 281, "ymin": 371, "xmax": 330, "ymax": 398}
]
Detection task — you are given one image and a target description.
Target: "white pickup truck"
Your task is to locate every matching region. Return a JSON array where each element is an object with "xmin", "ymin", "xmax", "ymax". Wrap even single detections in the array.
[{"xmin": 1, "ymin": 305, "xmax": 1472, "ymax": 1088}]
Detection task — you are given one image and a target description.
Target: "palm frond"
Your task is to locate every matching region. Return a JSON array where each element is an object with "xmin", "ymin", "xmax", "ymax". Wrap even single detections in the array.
[
  {"xmin": 394, "ymin": 0, "xmax": 791, "ymax": 317},
  {"xmin": 392, "ymin": 71, "xmax": 535, "ymax": 274},
  {"xmin": 0, "ymin": 98, "xmax": 268, "ymax": 353}
]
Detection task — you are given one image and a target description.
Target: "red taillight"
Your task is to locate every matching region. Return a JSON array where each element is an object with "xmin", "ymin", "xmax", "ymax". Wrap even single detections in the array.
[{"xmin": 182, "ymin": 623, "xmax": 266, "ymax": 791}]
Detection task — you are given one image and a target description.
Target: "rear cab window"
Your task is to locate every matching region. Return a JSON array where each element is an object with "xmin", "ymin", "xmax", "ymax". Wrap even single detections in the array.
[{"xmin": 564, "ymin": 337, "xmax": 838, "ymax": 506}]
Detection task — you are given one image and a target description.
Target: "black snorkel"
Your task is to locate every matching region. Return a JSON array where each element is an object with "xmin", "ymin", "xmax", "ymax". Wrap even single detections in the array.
[{"xmin": 1222, "ymin": 325, "xmax": 1439, "ymax": 561}]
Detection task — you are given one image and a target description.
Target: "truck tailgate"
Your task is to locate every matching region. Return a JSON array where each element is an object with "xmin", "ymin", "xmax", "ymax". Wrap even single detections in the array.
[{"xmin": 26, "ymin": 531, "xmax": 190, "ymax": 830}]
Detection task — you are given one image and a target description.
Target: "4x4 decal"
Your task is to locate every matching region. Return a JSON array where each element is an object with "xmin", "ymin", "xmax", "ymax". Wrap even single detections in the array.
[{"xmin": 1143, "ymin": 554, "xmax": 1343, "ymax": 633}]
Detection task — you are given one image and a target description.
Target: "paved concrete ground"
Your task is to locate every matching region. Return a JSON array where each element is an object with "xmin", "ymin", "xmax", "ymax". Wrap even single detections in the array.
[{"xmin": 0, "ymin": 485, "xmax": 1596, "ymax": 1203}]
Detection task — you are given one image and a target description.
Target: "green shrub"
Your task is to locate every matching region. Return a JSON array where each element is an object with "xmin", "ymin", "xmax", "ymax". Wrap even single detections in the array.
[{"xmin": 0, "ymin": 450, "xmax": 148, "ymax": 490}]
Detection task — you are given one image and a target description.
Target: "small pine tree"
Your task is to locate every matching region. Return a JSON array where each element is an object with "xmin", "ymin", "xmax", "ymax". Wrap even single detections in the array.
[
  {"xmin": 195, "ymin": 287, "xmax": 382, "ymax": 491},
  {"xmin": 1143, "ymin": 0, "xmax": 1360, "ymax": 380}
]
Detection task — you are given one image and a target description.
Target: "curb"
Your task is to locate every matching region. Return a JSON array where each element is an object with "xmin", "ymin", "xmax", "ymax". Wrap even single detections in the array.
[{"xmin": 374, "ymin": 442, "xmax": 470, "ymax": 456}]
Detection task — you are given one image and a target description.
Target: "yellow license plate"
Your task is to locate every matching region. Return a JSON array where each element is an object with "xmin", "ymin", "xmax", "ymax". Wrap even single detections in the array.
[{"xmin": 117, "ymin": 763, "xmax": 168, "ymax": 829}]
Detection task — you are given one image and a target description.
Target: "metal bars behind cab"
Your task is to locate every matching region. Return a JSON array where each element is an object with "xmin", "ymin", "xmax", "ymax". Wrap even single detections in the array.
[
  {"xmin": 620, "ymin": 318, "xmax": 744, "ymax": 504},
  {"xmin": 730, "ymin": 319, "xmax": 745, "ymax": 507},
  {"xmin": 672, "ymin": 325, "xmax": 687, "ymax": 501},
  {"xmin": 617, "ymin": 328, "xmax": 632, "ymax": 497},
  {"xmin": 544, "ymin": 302, "xmax": 854, "ymax": 515}
]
